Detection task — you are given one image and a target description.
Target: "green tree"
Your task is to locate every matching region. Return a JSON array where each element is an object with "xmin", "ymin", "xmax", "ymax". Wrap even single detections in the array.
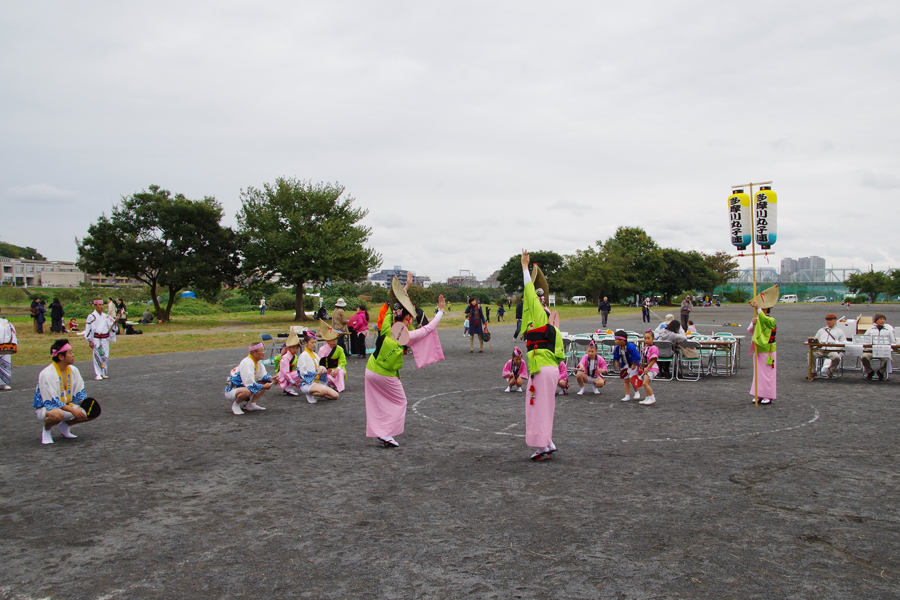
[
  {"xmin": 76, "ymin": 185, "xmax": 240, "ymax": 322},
  {"xmin": 497, "ymin": 250, "xmax": 564, "ymax": 294},
  {"xmin": 702, "ymin": 251, "xmax": 740, "ymax": 288},
  {"xmin": 558, "ymin": 245, "xmax": 628, "ymax": 304},
  {"xmin": 0, "ymin": 240, "xmax": 46, "ymax": 260},
  {"xmin": 845, "ymin": 270, "xmax": 890, "ymax": 303},
  {"xmin": 652, "ymin": 249, "xmax": 717, "ymax": 304},
  {"xmin": 604, "ymin": 226, "xmax": 663, "ymax": 300},
  {"xmin": 237, "ymin": 178, "xmax": 381, "ymax": 321}
]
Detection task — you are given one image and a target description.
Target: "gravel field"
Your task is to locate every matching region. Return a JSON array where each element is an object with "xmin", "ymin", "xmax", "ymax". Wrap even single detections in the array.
[{"xmin": 1, "ymin": 304, "xmax": 898, "ymax": 599}]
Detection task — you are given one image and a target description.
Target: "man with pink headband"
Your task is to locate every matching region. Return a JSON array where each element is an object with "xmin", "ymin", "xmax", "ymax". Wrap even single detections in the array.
[
  {"xmin": 84, "ymin": 299, "xmax": 117, "ymax": 381},
  {"xmin": 33, "ymin": 339, "xmax": 99, "ymax": 444},
  {"xmin": 225, "ymin": 342, "xmax": 272, "ymax": 414}
]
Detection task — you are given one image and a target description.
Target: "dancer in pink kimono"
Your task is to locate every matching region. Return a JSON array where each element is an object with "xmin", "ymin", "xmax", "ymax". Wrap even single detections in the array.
[
  {"xmin": 317, "ymin": 320, "xmax": 347, "ymax": 392},
  {"xmin": 520, "ymin": 250, "xmax": 566, "ymax": 461},
  {"xmin": 364, "ymin": 277, "xmax": 445, "ymax": 448},
  {"xmin": 748, "ymin": 299, "xmax": 777, "ymax": 405},
  {"xmin": 501, "ymin": 347, "xmax": 528, "ymax": 392}
]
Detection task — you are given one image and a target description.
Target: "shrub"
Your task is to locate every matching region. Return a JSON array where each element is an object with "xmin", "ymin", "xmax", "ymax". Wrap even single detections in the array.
[
  {"xmin": 726, "ymin": 289, "xmax": 749, "ymax": 303},
  {"xmin": 266, "ymin": 291, "xmax": 296, "ymax": 311}
]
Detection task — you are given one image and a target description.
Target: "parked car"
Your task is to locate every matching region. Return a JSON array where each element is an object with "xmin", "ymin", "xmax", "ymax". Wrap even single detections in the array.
[
  {"xmin": 808, "ymin": 296, "xmax": 828, "ymax": 302},
  {"xmin": 779, "ymin": 294, "xmax": 798, "ymax": 303}
]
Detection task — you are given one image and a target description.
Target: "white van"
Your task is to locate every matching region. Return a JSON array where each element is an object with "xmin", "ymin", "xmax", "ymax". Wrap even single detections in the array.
[
  {"xmin": 778, "ymin": 294, "xmax": 798, "ymax": 303},
  {"xmin": 572, "ymin": 296, "xmax": 587, "ymax": 304}
]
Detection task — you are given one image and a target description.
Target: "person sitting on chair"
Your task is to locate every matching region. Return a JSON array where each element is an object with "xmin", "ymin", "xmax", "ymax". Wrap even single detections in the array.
[
  {"xmin": 862, "ymin": 313, "xmax": 895, "ymax": 380},
  {"xmin": 813, "ymin": 313, "xmax": 846, "ymax": 378}
]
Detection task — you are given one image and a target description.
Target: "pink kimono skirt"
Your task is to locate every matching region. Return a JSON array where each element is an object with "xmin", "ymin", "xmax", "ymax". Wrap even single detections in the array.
[
  {"xmin": 749, "ymin": 351, "xmax": 777, "ymax": 399},
  {"xmin": 525, "ymin": 365, "xmax": 557, "ymax": 447},
  {"xmin": 364, "ymin": 369, "xmax": 406, "ymax": 438},
  {"xmin": 326, "ymin": 368, "xmax": 345, "ymax": 392}
]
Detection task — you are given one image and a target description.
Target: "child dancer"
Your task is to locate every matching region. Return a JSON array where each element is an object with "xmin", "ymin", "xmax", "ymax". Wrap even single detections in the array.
[
  {"xmin": 687, "ymin": 320, "xmax": 698, "ymax": 334},
  {"xmin": 556, "ymin": 361, "xmax": 569, "ymax": 395},
  {"xmin": 502, "ymin": 347, "xmax": 528, "ymax": 392},
  {"xmin": 575, "ymin": 340, "xmax": 607, "ymax": 395},
  {"xmin": 612, "ymin": 330, "xmax": 642, "ymax": 402},
  {"xmin": 639, "ymin": 330, "xmax": 659, "ymax": 405},
  {"xmin": 317, "ymin": 320, "xmax": 347, "ymax": 392}
]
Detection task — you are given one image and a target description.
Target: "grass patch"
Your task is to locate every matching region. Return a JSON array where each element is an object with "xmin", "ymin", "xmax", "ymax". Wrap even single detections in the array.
[{"xmin": 4, "ymin": 304, "xmax": 642, "ymax": 366}]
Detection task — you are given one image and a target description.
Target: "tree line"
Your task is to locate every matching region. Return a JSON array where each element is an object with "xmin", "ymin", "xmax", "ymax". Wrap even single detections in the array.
[
  {"xmin": 495, "ymin": 226, "xmax": 739, "ymax": 305},
  {"xmin": 77, "ymin": 179, "xmax": 380, "ymax": 322}
]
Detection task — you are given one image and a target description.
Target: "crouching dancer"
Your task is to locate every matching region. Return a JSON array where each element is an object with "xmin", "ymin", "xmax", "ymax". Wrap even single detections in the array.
[
  {"xmin": 34, "ymin": 339, "xmax": 99, "ymax": 444},
  {"xmin": 226, "ymin": 342, "xmax": 272, "ymax": 414}
]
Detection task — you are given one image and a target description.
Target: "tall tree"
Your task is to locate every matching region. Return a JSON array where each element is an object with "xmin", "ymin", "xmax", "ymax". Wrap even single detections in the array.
[
  {"xmin": 0, "ymin": 240, "xmax": 46, "ymax": 260},
  {"xmin": 497, "ymin": 250, "xmax": 564, "ymax": 294},
  {"xmin": 558, "ymin": 245, "xmax": 629, "ymax": 304},
  {"xmin": 238, "ymin": 178, "xmax": 381, "ymax": 321},
  {"xmin": 604, "ymin": 226, "xmax": 662, "ymax": 300},
  {"xmin": 702, "ymin": 251, "xmax": 740, "ymax": 289},
  {"xmin": 652, "ymin": 249, "xmax": 718, "ymax": 304},
  {"xmin": 845, "ymin": 270, "xmax": 890, "ymax": 303},
  {"xmin": 77, "ymin": 185, "xmax": 240, "ymax": 322}
]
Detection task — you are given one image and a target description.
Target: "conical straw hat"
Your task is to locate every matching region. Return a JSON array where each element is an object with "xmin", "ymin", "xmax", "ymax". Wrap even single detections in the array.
[{"xmin": 751, "ymin": 284, "xmax": 780, "ymax": 309}]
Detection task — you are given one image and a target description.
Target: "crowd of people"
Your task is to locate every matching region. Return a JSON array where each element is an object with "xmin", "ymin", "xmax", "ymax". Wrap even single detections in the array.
[{"xmin": 5, "ymin": 273, "xmax": 896, "ymax": 458}]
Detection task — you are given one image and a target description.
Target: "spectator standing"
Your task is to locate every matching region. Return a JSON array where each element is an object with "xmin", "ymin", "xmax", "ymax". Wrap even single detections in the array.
[
  {"xmin": 598, "ymin": 297, "xmax": 611, "ymax": 328},
  {"xmin": 497, "ymin": 304, "xmax": 505, "ymax": 322},
  {"xmin": 331, "ymin": 298, "xmax": 349, "ymax": 353},
  {"xmin": 641, "ymin": 297, "xmax": 651, "ymax": 323},
  {"xmin": 348, "ymin": 305, "xmax": 370, "ymax": 359},
  {"xmin": 465, "ymin": 297, "xmax": 485, "ymax": 353},
  {"xmin": 485, "ymin": 305, "xmax": 491, "ymax": 323},
  {"xmin": 0, "ymin": 307, "xmax": 16, "ymax": 390},
  {"xmin": 107, "ymin": 297, "xmax": 117, "ymax": 319},
  {"xmin": 680, "ymin": 296, "xmax": 693, "ymax": 331},
  {"xmin": 117, "ymin": 298, "xmax": 127, "ymax": 331},
  {"xmin": 35, "ymin": 300, "xmax": 47, "ymax": 334},
  {"xmin": 513, "ymin": 298, "xmax": 524, "ymax": 339},
  {"xmin": 49, "ymin": 298, "xmax": 65, "ymax": 334},
  {"xmin": 30, "ymin": 297, "xmax": 40, "ymax": 332},
  {"xmin": 259, "ymin": 297, "xmax": 266, "ymax": 315}
]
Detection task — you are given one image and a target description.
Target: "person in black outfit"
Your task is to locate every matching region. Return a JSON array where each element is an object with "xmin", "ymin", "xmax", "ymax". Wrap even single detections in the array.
[
  {"xmin": 513, "ymin": 299, "xmax": 524, "ymax": 339},
  {"xmin": 49, "ymin": 298, "xmax": 65, "ymax": 333},
  {"xmin": 598, "ymin": 297, "xmax": 611, "ymax": 328}
]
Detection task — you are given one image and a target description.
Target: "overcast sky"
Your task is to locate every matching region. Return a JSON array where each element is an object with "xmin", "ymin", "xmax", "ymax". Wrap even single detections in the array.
[{"xmin": 1, "ymin": 1, "xmax": 898, "ymax": 281}]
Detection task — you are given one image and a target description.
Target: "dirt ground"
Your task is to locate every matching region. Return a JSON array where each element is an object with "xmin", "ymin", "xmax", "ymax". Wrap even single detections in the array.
[{"xmin": 1, "ymin": 304, "xmax": 898, "ymax": 599}]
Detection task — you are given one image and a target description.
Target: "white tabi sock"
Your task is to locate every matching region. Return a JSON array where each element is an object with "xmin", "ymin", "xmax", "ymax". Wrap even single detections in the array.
[
  {"xmin": 517, "ymin": 386, "xmax": 523, "ymax": 392},
  {"xmin": 231, "ymin": 401, "xmax": 245, "ymax": 415},
  {"xmin": 592, "ymin": 386, "xmax": 600, "ymax": 394},
  {"xmin": 41, "ymin": 428, "xmax": 54, "ymax": 444},
  {"xmin": 57, "ymin": 422, "xmax": 77, "ymax": 438},
  {"xmin": 306, "ymin": 393, "xmax": 317, "ymax": 404},
  {"xmin": 244, "ymin": 402, "xmax": 265, "ymax": 411},
  {"xmin": 504, "ymin": 386, "xmax": 511, "ymax": 392},
  {"xmin": 576, "ymin": 386, "xmax": 585, "ymax": 395}
]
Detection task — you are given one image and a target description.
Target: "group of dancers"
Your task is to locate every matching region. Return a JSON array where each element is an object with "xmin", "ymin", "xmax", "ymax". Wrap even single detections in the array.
[{"xmin": 29, "ymin": 255, "xmax": 780, "ymax": 459}]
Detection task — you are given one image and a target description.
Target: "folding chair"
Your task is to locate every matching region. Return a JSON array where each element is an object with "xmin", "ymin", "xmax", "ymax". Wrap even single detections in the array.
[
  {"xmin": 676, "ymin": 340, "xmax": 703, "ymax": 381},
  {"xmin": 600, "ymin": 339, "xmax": 618, "ymax": 378},
  {"xmin": 259, "ymin": 333, "xmax": 278, "ymax": 360},
  {"xmin": 653, "ymin": 341, "xmax": 676, "ymax": 381},
  {"xmin": 708, "ymin": 334, "xmax": 736, "ymax": 376},
  {"xmin": 568, "ymin": 337, "xmax": 595, "ymax": 375},
  {"xmin": 815, "ymin": 352, "xmax": 844, "ymax": 379}
]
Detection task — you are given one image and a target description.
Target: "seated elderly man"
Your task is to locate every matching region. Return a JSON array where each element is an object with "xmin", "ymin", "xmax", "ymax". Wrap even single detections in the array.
[
  {"xmin": 33, "ymin": 339, "xmax": 100, "ymax": 444},
  {"xmin": 813, "ymin": 313, "xmax": 847, "ymax": 378},
  {"xmin": 862, "ymin": 313, "xmax": 896, "ymax": 381},
  {"xmin": 225, "ymin": 342, "xmax": 272, "ymax": 414}
]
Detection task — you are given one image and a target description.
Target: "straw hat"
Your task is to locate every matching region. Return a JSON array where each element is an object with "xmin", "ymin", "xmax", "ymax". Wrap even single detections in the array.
[
  {"xmin": 751, "ymin": 284, "xmax": 779, "ymax": 309},
  {"xmin": 284, "ymin": 325, "xmax": 306, "ymax": 347},
  {"xmin": 531, "ymin": 264, "xmax": 549, "ymax": 298},
  {"xmin": 318, "ymin": 319, "xmax": 339, "ymax": 341},
  {"xmin": 389, "ymin": 276, "xmax": 415, "ymax": 316}
]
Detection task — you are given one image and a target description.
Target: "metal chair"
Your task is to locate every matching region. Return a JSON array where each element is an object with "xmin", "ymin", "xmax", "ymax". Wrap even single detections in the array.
[
  {"xmin": 708, "ymin": 334, "xmax": 737, "ymax": 376},
  {"xmin": 815, "ymin": 352, "xmax": 844, "ymax": 379},
  {"xmin": 567, "ymin": 337, "xmax": 595, "ymax": 375},
  {"xmin": 653, "ymin": 341, "xmax": 676, "ymax": 381},
  {"xmin": 600, "ymin": 339, "xmax": 618, "ymax": 378},
  {"xmin": 259, "ymin": 333, "xmax": 278, "ymax": 360},
  {"xmin": 675, "ymin": 340, "xmax": 703, "ymax": 381}
]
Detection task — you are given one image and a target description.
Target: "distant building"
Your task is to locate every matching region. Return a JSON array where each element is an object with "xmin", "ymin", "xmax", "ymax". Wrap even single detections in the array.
[
  {"xmin": 368, "ymin": 265, "xmax": 431, "ymax": 288},
  {"xmin": 447, "ymin": 269, "xmax": 478, "ymax": 287},
  {"xmin": 85, "ymin": 274, "xmax": 143, "ymax": 288},
  {"xmin": 1, "ymin": 256, "xmax": 85, "ymax": 287},
  {"xmin": 780, "ymin": 257, "xmax": 798, "ymax": 276},
  {"xmin": 798, "ymin": 256, "xmax": 825, "ymax": 271},
  {"xmin": 482, "ymin": 270, "xmax": 501, "ymax": 289}
]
